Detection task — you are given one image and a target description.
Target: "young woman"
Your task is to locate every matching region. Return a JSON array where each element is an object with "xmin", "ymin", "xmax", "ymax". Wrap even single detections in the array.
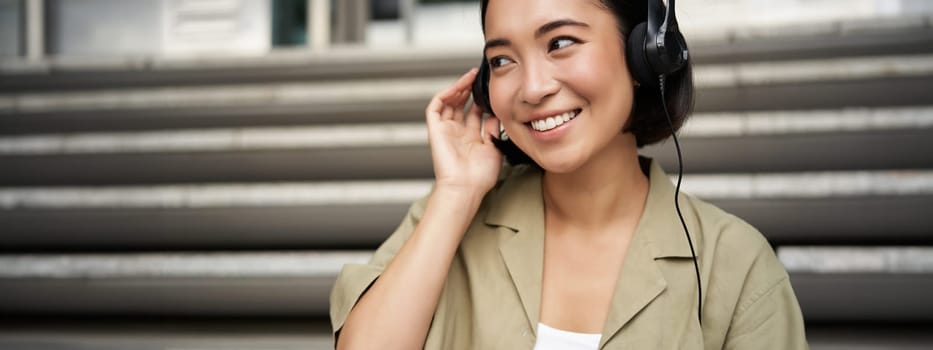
[{"xmin": 330, "ymin": 0, "xmax": 809, "ymax": 349}]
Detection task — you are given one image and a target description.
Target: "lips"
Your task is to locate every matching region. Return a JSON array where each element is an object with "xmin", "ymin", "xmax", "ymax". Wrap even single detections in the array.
[{"xmin": 529, "ymin": 109, "xmax": 581, "ymax": 132}]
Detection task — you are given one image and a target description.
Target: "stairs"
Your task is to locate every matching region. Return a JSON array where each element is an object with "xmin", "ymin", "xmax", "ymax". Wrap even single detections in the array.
[{"xmin": 1, "ymin": 15, "xmax": 932, "ymax": 349}]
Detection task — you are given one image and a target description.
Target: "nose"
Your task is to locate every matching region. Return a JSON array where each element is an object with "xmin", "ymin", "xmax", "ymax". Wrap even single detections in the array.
[{"xmin": 520, "ymin": 60, "xmax": 559, "ymax": 105}]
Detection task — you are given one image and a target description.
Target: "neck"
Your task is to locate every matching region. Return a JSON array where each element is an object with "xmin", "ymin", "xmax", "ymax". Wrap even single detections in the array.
[{"xmin": 541, "ymin": 133, "xmax": 649, "ymax": 234}]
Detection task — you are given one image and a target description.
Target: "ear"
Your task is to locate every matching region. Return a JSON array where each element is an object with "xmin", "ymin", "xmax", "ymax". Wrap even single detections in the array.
[{"xmin": 625, "ymin": 22, "xmax": 656, "ymax": 88}]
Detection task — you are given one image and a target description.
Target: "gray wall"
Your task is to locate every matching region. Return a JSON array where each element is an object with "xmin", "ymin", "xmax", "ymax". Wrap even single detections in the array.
[
  {"xmin": 902, "ymin": 0, "xmax": 933, "ymax": 13},
  {"xmin": 46, "ymin": 0, "xmax": 162, "ymax": 56},
  {"xmin": 43, "ymin": 0, "xmax": 271, "ymax": 57}
]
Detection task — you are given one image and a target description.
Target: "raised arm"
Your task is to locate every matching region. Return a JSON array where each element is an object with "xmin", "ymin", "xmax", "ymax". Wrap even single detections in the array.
[{"xmin": 334, "ymin": 68, "xmax": 502, "ymax": 350}]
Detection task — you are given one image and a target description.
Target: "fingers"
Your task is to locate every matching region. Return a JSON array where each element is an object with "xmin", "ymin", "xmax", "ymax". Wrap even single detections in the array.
[
  {"xmin": 441, "ymin": 104, "xmax": 454, "ymax": 121},
  {"xmin": 465, "ymin": 102, "xmax": 482, "ymax": 137},
  {"xmin": 440, "ymin": 69, "xmax": 478, "ymax": 120},
  {"xmin": 452, "ymin": 96, "xmax": 467, "ymax": 124},
  {"xmin": 427, "ymin": 68, "xmax": 479, "ymax": 125},
  {"xmin": 439, "ymin": 68, "xmax": 479, "ymax": 101}
]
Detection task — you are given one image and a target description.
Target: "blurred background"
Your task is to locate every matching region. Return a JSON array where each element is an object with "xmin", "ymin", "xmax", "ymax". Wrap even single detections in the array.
[{"xmin": 1, "ymin": 0, "xmax": 932, "ymax": 349}]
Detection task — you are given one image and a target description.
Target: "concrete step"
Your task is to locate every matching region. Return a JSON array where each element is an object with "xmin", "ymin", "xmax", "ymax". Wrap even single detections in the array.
[
  {"xmin": 1, "ymin": 107, "xmax": 931, "ymax": 186},
  {"xmin": 0, "ymin": 173, "xmax": 930, "ymax": 249},
  {"xmin": 0, "ymin": 131, "xmax": 928, "ymax": 185},
  {"xmin": 1, "ymin": 196, "xmax": 930, "ymax": 250},
  {"xmin": 0, "ymin": 252, "xmax": 355, "ymax": 320},
  {"xmin": 2, "ymin": 172, "xmax": 930, "ymax": 209},
  {"xmin": 807, "ymin": 325, "xmax": 933, "ymax": 350},
  {"xmin": 0, "ymin": 251, "xmax": 363, "ymax": 317},
  {"xmin": 2, "ymin": 15, "xmax": 931, "ymax": 93},
  {"xmin": 3, "ymin": 107, "xmax": 930, "ymax": 156},
  {"xmin": 5, "ymin": 54, "xmax": 932, "ymax": 114},
  {"xmin": 0, "ymin": 144, "xmax": 434, "ymax": 186},
  {"xmin": 0, "ymin": 204, "xmax": 409, "ymax": 251},
  {"xmin": 0, "ymin": 248, "xmax": 931, "ymax": 322},
  {"xmin": 716, "ymin": 195, "xmax": 933, "ymax": 246},
  {"xmin": 791, "ymin": 272, "xmax": 933, "ymax": 323},
  {"xmin": 0, "ymin": 319, "xmax": 930, "ymax": 350},
  {"xmin": 0, "ymin": 318, "xmax": 333, "ymax": 350},
  {"xmin": 2, "ymin": 54, "xmax": 933, "ymax": 135},
  {"xmin": 778, "ymin": 247, "xmax": 933, "ymax": 274}
]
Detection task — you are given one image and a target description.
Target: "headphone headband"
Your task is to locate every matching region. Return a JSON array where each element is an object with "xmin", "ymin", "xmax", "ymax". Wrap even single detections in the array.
[{"xmin": 627, "ymin": 0, "xmax": 689, "ymax": 88}]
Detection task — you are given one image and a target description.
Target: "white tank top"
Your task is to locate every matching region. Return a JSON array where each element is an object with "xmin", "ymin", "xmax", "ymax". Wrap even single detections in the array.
[{"xmin": 532, "ymin": 323, "xmax": 602, "ymax": 350}]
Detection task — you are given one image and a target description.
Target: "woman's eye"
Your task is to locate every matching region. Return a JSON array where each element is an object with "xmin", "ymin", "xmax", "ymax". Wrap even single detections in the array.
[
  {"xmin": 488, "ymin": 56, "xmax": 512, "ymax": 68},
  {"xmin": 549, "ymin": 37, "xmax": 577, "ymax": 52}
]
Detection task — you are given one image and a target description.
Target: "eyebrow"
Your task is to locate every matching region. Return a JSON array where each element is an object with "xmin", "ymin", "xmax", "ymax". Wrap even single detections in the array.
[{"xmin": 484, "ymin": 19, "xmax": 590, "ymax": 53}]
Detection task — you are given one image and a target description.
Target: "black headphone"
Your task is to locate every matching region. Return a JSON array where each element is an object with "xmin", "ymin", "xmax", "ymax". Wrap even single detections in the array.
[
  {"xmin": 626, "ymin": 0, "xmax": 689, "ymax": 88},
  {"xmin": 626, "ymin": 0, "xmax": 701, "ymax": 326}
]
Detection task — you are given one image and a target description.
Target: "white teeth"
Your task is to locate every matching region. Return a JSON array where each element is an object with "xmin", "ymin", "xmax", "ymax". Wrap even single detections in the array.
[{"xmin": 531, "ymin": 110, "xmax": 579, "ymax": 132}]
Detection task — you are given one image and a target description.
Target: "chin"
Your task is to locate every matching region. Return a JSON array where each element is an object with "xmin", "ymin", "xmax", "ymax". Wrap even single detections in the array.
[{"xmin": 532, "ymin": 149, "xmax": 589, "ymax": 174}]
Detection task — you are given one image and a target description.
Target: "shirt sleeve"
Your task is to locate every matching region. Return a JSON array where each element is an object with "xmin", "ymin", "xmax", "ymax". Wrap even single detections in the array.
[
  {"xmin": 723, "ymin": 255, "xmax": 809, "ymax": 349},
  {"xmin": 328, "ymin": 193, "xmax": 430, "ymax": 339}
]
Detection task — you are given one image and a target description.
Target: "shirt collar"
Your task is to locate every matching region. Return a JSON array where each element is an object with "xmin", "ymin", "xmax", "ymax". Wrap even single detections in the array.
[
  {"xmin": 483, "ymin": 157, "xmax": 700, "ymax": 260},
  {"xmin": 482, "ymin": 157, "xmax": 700, "ymax": 344}
]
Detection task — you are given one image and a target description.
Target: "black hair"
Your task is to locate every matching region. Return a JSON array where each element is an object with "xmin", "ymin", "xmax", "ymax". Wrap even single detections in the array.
[{"xmin": 472, "ymin": 0, "xmax": 695, "ymax": 166}]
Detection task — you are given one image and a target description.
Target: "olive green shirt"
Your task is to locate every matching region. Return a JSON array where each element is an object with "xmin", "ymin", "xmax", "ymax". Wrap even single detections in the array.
[{"xmin": 330, "ymin": 159, "xmax": 809, "ymax": 349}]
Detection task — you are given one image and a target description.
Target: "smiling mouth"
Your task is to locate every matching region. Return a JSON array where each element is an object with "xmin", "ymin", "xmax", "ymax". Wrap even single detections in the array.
[{"xmin": 529, "ymin": 109, "xmax": 582, "ymax": 132}]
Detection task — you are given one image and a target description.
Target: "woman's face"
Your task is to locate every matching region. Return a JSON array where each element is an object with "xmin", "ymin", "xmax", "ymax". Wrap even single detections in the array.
[{"xmin": 484, "ymin": 0, "xmax": 636, "ymax": 173}]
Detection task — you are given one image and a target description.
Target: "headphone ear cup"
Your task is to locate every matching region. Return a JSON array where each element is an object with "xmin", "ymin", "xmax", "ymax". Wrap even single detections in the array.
[
  {"xmin": 625, "ymin": 22, "xmax": 657, "ymax": 88},
  {"xmin": 472, "ymin": 59, "xmax": 494, "ymax": 115}
]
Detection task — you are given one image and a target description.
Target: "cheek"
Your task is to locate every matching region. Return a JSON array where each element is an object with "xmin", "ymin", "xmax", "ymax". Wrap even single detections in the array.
[
  {"xmin": 559, "ymin": 50, "xmax": 631, "ymax": 101},
  {"xmin": 558, "ymin": 49, "xmax": 634, "ymax": 119},
  {"xmin": 488, "ymin": 77, "xmax": 516, "ymax": 121}
]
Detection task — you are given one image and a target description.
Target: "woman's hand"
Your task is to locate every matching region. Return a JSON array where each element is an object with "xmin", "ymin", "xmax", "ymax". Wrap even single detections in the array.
[{"xmin": 426, "ymin": 68, "xmax": 503, "ymax": 202}]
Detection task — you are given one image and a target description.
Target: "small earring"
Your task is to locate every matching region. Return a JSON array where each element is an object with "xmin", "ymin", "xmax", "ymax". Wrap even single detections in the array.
[{"xmin": 499, "ymin": 122, "xmax": 509, "ymax": 141}]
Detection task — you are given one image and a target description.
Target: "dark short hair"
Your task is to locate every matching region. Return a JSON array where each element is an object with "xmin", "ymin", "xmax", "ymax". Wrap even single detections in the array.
[{"xmin": 472, "ymin": 0, "xmax": 695, "ymax": 166}]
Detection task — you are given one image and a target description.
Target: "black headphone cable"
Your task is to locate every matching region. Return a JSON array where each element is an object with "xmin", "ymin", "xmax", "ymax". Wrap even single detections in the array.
[{"xmin": 659, "ymin": 75, "xmax": 703, "ymax": 326}]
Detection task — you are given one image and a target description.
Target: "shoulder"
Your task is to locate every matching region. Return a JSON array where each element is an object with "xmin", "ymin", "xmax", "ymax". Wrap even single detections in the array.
[
  {"xmin": 683, "ymin": 199, "xmax": 807, "ymax": 347},
  {"xmin": 686, "ymin": 195, "xmax": 793, "ymax": 313},
  {"xmin": 689, "ymin": 196, "xmax": 774, "ymax": 261},
  {"xmin": 691, "ymin": 195, "xmax": 785, "ymax": 275}
]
